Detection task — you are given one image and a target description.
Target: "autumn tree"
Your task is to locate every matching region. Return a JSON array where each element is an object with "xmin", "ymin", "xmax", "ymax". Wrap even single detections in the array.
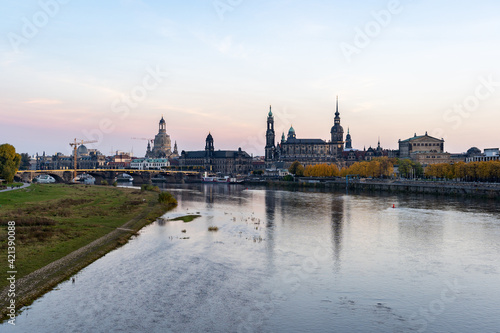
[
  {"xmin": 0, "ymin": 144, "xmax": 21, "ymax": 183},
  {"xmin": 304, "ymin": 163, "xmax": 340, "ymax": 177}
]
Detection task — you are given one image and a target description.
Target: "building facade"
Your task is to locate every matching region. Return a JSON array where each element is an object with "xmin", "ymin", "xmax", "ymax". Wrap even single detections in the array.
[
  {"xmin": 180, "ymin": 133, "xmax": 253, "ymax": 175},
  {"xmin": 466, "ymin": 148, "xmax": 500, "ymax": 162},
  {"xmin": 398, "ymin": 132, "xmax": 452, "ymax": 165},
  {"xmin": 265, "ymin": 97, "xmax": 345, "ymax": 168},
  {"xmin": 130, "ymin": 158, "xmax": 170, "ymax": 170}
]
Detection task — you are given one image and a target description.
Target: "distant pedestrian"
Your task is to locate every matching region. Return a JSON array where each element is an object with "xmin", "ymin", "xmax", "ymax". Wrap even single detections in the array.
[{"xmin": 72, "ymin": 277, "xmax": 75, "ymax": 283}]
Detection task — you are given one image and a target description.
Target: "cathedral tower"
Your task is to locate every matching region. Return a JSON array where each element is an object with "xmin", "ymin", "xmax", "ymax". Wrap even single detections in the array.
[
  {"xmin": 330, "ymin": 96, "xmax": 344, "ymax": 157},
  {"xmin": 205, "ymin": 132, "xmax": 214, "ymax": 157},
  {"xmin": 265, "ymin": 106, "xmax": 275, "ymax": 161}
]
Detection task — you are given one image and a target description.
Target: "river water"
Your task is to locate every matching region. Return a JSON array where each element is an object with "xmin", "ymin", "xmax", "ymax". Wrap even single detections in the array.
[{"xmin": 3, "ymin": 185, "xmax": 500, "ymax": 333}]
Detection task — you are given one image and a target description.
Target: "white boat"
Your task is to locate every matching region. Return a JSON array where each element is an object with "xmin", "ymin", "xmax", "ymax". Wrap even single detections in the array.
[
  {"xmin": 115, "ymin": 173, "xmax": 133, "ymax": 182},
  {"xmin": 152, "ymin": 175, "xmax": 167, "ymax": 183},
  {"xmin": 202, "ymin": 172, "xmax": 243, "ymax": 184},
  {"xmin": 73, "ymin": 173, "xmax": 95, "ymax": 185},
  {"xmin": 34, "ymin": 174, "xmax": 56, "ymax": 184}
]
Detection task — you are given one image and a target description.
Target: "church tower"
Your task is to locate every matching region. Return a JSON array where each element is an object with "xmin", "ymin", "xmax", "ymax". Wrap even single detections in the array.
[
  {"xmin": 265, "ymin": 106, "xmax": 275, "ymax": 162},
  {"xmin": 345, "ymin": 128, "xmax": 352, "ymax": 149},
  {"xmin": 159, "ymin": 116, "xmax": 166, "ymax": 133},
  {"xmin": 330, "ymin": 96, "xmax": 344, "ymax": 158},
  {"xmin": 205, "ymin": 132, "xmax": 214, "ymax": 157}
]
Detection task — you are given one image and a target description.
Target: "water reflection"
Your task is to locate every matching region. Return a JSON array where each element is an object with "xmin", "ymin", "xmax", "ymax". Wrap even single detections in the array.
[
  {"xmin": 330, "ymin": 196, "xmax": 344, "ymax": 271},
  {"xmin": 3, "ymin": 185, "xmax": 500, "ymax": 333}
]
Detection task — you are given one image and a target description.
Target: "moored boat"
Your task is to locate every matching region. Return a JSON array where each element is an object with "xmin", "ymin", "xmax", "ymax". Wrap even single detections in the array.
[
  {"xmin": 73, "ymin": 173, "xmax": 95, "ymax": 185},
  {"xmin": 115, "ymin": 173, "xmax": 134, "ymax": 182},
  {"xmin": 34, "ymin": 174, "xmax": 56, "ymax": 184},
  {"xmin": 202, "ymin": 172, "xmax": 243, "ymax": 184}
]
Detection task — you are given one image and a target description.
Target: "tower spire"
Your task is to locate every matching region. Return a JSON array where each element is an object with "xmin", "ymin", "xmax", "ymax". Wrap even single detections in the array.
[{"xmin": 335, "ymin": 95, "xmax": 340, "ymax": 118}]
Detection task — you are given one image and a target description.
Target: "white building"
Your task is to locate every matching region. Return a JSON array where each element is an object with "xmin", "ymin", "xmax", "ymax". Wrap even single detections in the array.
[
  {"xmin": 465, "ymin": 148, "xmax": 500, "ymax": 162},
  {"xmin": 130, "ymin": 158, "xmax": 170, "ymax": 170}
]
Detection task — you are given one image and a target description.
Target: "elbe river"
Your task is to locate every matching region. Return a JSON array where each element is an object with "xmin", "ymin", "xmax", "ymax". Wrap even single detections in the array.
[{"xmin": 3, "ymin": 184, "xmax": 500, "ymax": 332}]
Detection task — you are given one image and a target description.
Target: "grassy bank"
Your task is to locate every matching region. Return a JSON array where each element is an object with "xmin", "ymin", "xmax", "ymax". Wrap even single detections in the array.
[{"xmin": 0, "ymin": 184, "xmax": 175, "ymax": 319}]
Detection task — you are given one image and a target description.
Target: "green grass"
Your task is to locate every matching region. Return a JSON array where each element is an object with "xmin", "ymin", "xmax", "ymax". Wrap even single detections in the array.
[
  {"xmin": 0, "ymin": 184, "xmax": 160, "ymax": 289},
  {"xmin": 170, "ymin": 214, "xmax": 201, "ymax": 223}
]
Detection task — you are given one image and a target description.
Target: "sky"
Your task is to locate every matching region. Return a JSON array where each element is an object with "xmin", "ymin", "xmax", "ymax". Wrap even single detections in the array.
[{"xmin": 1, "ymin": 0, "xmax": 499, "ymax": 157}]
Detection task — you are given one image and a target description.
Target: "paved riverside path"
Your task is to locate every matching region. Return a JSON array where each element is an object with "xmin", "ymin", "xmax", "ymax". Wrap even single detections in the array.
[{"xmin": 0, "ymin": 183, "xmax": 31, "ymax": 193}]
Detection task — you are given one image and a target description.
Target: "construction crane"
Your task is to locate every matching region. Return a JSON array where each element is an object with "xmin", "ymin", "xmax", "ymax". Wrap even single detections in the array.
[
  {"xmin": 131, "ymin": 137, "xmax": 153, "ymax": 144},
  {"xmin": 69, "ymin": 138, "xmax": 97, "ymax": 180}
]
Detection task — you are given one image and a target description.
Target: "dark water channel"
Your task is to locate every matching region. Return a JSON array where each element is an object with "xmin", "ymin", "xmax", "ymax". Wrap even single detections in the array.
[{"xmin": 3, "ymin": 185, "xmax": 500, "ymax": 332}]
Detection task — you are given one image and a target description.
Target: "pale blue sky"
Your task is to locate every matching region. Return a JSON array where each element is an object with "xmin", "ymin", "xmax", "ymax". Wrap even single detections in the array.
[{"xmin": 1, "ymin": 0, "xmax": 499, "ymax": 156}]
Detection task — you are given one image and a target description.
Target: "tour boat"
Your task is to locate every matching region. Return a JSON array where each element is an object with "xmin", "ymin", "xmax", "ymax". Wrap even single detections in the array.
[
  {"xmin": 34, "ymin": 174, "xmax": 56, "ymax": 184},
  {"xmin": 202, "ymin": 172, "xmax": 243, "ymax": 184},
  {"xmin": 115, "ymin": 173, "xmax": 134, "ymax": 182},
  {"xmin": 73, "ymin": 173, "xmax": 95, "ymax": 185},
  {"xmin": 152, "ymin": 175, "xmax": 168, "ymax": 183}
]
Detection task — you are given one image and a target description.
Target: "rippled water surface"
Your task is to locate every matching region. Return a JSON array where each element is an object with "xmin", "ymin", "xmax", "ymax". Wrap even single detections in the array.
[{"xmin": 3, "ymin": 185, "xmax": 500, "ymax": 332}]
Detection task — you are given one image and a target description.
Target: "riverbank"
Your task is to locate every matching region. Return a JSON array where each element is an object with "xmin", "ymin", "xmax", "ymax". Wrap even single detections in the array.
[
  {"xmin": 0, "ymin": 184, "xmax": 175, "ymax": 320},
  {"xmin": 260, "ymin": 178, "xmax": 500, "ymax": 199}
]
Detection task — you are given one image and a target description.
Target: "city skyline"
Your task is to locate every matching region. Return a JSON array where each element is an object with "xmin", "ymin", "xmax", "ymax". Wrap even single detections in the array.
[{"xmin": 1, "ymin": 0, "xmax": 499, "ymax": 156}]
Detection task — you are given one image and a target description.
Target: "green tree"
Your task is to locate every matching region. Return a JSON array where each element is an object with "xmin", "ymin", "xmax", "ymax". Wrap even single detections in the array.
[
  {"xmin": 289, "ymin": 161, "xmax": 304, "ymax": 176},
  {"xmin": 0, "ymin": 144, "xmax": 22, "ymax": 183},
  {"xmin": 398, "ymin": 159, "xmax": 413, "ymax": 178},
  {"xmin": 20, "ymin": 153, "xmax": 31, "ymax": 170}
]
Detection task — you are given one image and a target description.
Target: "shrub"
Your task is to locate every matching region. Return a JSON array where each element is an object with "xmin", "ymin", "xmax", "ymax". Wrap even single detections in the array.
[
  {"xmin": 208, "ymin": 226, "xmax": 219, "ymax": 231},
  {"xmin": 158, "ymin": 192, "xmax": 177, "ymax": 206},
  {"xmin": 101, "ymin": 180, "xmax": 108, "ymax": 186},
  {"xmin": 282, "ymin": 175, "xmax": 294, "ymax": 181},
  {"xmin": 141, "ymin": 184, "xmax": 160, "ymax": 192}
]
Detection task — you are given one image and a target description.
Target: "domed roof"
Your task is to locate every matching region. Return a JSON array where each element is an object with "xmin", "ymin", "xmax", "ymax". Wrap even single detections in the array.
[
  {"xmin": 206, "ymin": 132, "xmax": 213, "ymax": 141},
  {"xmin": 331, "ymin": 124, "xmax": 343, "ymax": 132},
  {"xmin": 159, "ymin": 116, "xmax": 165, "ymax": 124},
  {"xmin": 288, "ymin": 125, "xmax": 295, "ymax": 134},
  {"xmin": 268, "ymin": 105, "xmax": 273, "ymax": 117},
  {"xmin": 76, "ymin": 145, "xmax": 88, "ymax": 156}
]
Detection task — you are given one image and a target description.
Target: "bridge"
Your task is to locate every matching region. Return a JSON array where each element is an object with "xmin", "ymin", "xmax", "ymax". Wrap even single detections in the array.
[{"xmin": 15, "ymin": 169, "xmax": 201, "ymax": 184}]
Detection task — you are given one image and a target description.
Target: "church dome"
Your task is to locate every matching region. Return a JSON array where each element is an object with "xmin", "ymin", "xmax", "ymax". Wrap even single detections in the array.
[
  {"xmin": 159, "ymin": 116, "xmax": 165, "ymax": 124},
  {"xmin": 288, "ymin": 126, "xmax": 295, "ymax": 135},
  {"xmin": 206, "ymin": 132, "xmax": 213, "ymax": 141},
  {"xmin": 76, "ymin": 144, "xmax": 88, "ymax": 156},
  {"xmin": 268, "ymin": 105, "xmax": 273, "ymax": 117}
]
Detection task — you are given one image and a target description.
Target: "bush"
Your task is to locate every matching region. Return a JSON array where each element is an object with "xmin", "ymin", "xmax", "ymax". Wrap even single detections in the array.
[
  {"xmin": 158, "ymin": 192, "xmax": 177, "ymax": 206},
  {"xmin": 282, "ymin": 175, "xmax": 294, "ymax": 181},
  {"xmin": 113, "ymin": 181, "xmax": 117, "ymax": 187},
  {"xmin": 101, "ymin": 180, "xmax": 108, "ymax": 186},
  {"xmin": 141, "ymin": 184, "xmax": 160, "ymax": 192}
]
